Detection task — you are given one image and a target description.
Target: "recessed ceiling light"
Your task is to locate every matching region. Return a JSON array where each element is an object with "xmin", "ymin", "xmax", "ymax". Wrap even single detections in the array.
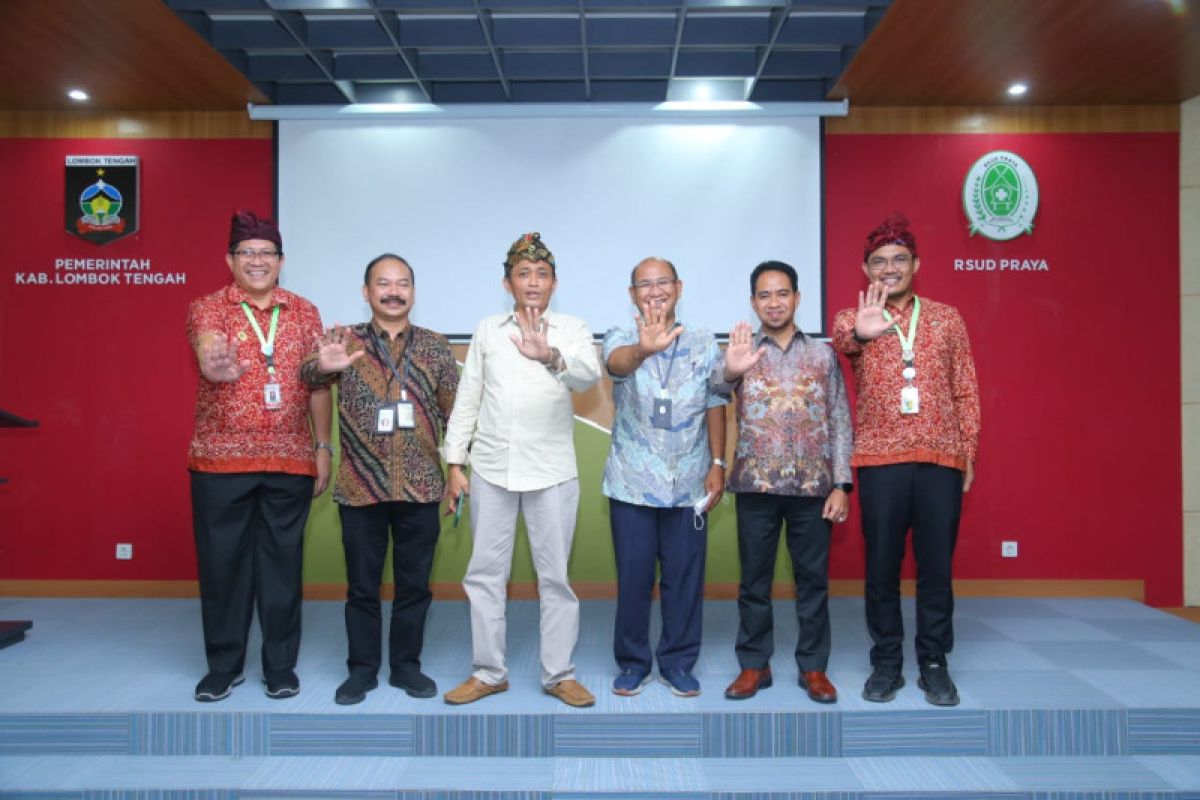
[
  {"xmin": 67, "ymin": 88, "xmax": 89, "ymax": 102},
  {"xmin": 1007, "ymin": 83, "xmax": 1028, "ymax": 97}
]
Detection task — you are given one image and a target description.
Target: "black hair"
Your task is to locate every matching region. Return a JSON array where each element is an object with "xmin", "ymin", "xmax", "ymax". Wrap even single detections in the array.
[
  {"xmin": 364, "ymin": 253, "xmax": 414, "ymax": 286},
  {"xmin": 749, "ymin": 260, "xmax": 798, "ymax": 295}
]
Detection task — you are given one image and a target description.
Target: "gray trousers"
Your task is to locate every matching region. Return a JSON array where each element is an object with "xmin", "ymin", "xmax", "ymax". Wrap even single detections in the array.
[{"xmin": 464, "ymin": 473, "xmax": 581, "ymax": 687}]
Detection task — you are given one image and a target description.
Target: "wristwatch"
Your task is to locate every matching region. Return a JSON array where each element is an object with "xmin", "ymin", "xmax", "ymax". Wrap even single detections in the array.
[
  {"xmin": 315, "ymin": 442, "xmax": 335, "ymax": 456},
  {"xmin": 712, "ymin": 457, "xmax": 728, "ymax": 470},
  {"xmin": 834, "ymin": 482, "xmax": 853, "ymax": 494}
]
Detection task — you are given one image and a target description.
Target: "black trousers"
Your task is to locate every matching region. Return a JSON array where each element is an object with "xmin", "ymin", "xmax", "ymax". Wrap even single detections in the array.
[
  {"xmin": 338, "ymin": 501, "xmax": 440, "ymax": 677},
  {"xmin": 858, "ymin": 462, "xmax": 963, "ymax": 669},
  {"xmin": 190, "ymin": 470, "xmax": 313, "ymax": 679},
  {"xmin": 734, "ymin": 493, "xmax": 832, "ymax": 672}
]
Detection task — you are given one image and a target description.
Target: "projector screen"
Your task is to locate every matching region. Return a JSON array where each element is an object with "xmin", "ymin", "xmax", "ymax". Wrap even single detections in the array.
[{"xmin": 278, "ymin": 113, "xmax": 824, "ymax": 339}]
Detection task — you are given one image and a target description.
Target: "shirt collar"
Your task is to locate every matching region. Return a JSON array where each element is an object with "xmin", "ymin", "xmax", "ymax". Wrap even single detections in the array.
[
  {"xmin": 754, "ymin": 327, "xmax": 804, "ymax": 352},
  {"xmin": 368, "ymin": 318, "xmax": 410, "ymax": 341},
  {"xmin": 502, "ymin": 308, "xmax": 557, "ymax": 327},
  {"xmin": 224, "ymin": 282, "xmax": 290, "ymax": 308}
]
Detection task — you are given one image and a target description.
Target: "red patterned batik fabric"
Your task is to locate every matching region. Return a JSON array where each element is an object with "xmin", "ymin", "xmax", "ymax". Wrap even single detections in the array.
[
  {"xmin": 186, "ymin": 283, "xmax": 324, "ymax": 476},
  {"xmin": 832, "ymin": 296, "xmax": 980, "ymax": 471}
]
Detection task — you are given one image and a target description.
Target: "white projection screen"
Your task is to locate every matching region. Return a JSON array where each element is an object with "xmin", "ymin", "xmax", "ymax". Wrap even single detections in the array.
[{"xmin": 277, "ymin": 113, "xmax": 825, "ymax": 339}]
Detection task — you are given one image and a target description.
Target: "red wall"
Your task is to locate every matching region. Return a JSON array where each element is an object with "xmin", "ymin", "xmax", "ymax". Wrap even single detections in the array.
[
  {"xmin": 0, "ymin": 138, "xmax": 272, "ymax": 581},
  {"xmin": 0, "ymin": 129, "xmax": 1184, "ymax": 606},
  {"xmin": 822, "ymin": 132, "xmax": 1182, "ymax": 606}
]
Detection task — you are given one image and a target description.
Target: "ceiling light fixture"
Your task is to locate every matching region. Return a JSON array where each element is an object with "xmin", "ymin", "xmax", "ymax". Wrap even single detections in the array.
[
  {"xmin": 67, "ymin": 88, "xmax": 89, "ymax": 102},
  {"xmin": 1006, "ymin": 83, "xmax": 1028, "ymax": 97}
]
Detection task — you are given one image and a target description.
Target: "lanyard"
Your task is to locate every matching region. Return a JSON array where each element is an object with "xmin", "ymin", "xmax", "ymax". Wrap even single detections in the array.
[
  {"xmin": 240, "ymin": 302, "xmax": 280, "ymax": 378},
  {"xmin": 371, "ymin": 326, "xmax": 412, "ymax": 401},
  {"xmin": 652, "ymin": 334, "xmax": 681, "ymax": 396},
  {"xmin": 882, "ymin": 295, "xmax": 921, "ymax": 362}
]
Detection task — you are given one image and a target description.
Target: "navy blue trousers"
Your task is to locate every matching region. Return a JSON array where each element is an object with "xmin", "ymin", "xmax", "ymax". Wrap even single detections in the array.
[
  {"xmin": 858, "ymin": 462, "xmax": 963, "ymax": 669},
  {"xmin": 734, "ymin": 493, "xmax": 832, "ymax": 672},
  {"xmin": 609, "ymin": 499, "xmax": 708, "ymax": 674}
]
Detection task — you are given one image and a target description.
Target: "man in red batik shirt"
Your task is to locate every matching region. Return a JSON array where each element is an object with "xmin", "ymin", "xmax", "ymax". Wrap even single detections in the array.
[
  {"xmin": 186, "ymin": 210, "xmax": 332, "ymax": 703},
  {"xmin": 832, "ymin": 214, "xmax": 980, "ymax": 708}
]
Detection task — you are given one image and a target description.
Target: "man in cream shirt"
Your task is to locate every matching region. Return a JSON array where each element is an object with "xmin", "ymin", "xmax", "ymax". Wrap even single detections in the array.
[{"xmin": 442, "ymin": 232, "xmax": 601, "ymax": 707}]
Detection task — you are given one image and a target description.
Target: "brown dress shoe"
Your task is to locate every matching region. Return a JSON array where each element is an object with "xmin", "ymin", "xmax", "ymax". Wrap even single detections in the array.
[
  {"xmin": 724, "ymin": 667, "xmax": 773, "ymax": 700},
  {"xmin": 443, "ymin": 677, "xmax": 508, "ymax": 705},
  {"xmin": 544, "ymin": 678, "xmax": 595, "ymax": 707},
  {"xmin": 800, "ymin": 670, "xmax": 838, "ymax": 704}
]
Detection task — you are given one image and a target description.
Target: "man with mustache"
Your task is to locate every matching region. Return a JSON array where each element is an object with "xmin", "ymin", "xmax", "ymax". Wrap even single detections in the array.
[
  {"xmin": 832, "ymin": 214, "xmax": 980, "ymax": 707},
  {"xmin": 441, "ymin": 232, "xmax": 601, "ymax": 707},
  {"xmin": 301, "ymin": 253, "xmax": 459, "ymax": 705}
]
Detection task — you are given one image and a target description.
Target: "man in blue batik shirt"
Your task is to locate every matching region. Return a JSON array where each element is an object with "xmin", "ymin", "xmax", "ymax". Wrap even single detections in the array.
[{"xmin": 602, "ymin": 257, "xmax": 730, "ymax": 698}]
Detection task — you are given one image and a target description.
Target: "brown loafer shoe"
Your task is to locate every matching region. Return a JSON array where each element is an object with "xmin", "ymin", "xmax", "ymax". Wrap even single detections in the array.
[
  {"xmin": 544, "ymin": 678, "xmax": 595, "ymax": 707},
  {"xmin": 443, "ymin": 677, "xmax": 508, "ymax": 705},
  {"xmin": 724, "ymin": 667, "xmax": 772, "ymax": 700},
  {"xmin": 800, "ymin": 670, "xmax": 838, "ymax": 704}
]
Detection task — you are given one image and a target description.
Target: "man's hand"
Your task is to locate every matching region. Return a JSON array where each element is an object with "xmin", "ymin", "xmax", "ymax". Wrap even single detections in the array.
[
  {"xmin": 853, "ymin": 282, "xmax": 895, "ymax": 341},
  {"xmin": 443, "ymin": 465, "xmax": 470, "ymax": 516},
  {"xmin": 635, "ymin": 306, "xmax": 683, "ymax": 359},
  {"xmin": 723, "ymin": 321, "xmax": 766, "ymax": 381},
  {"xmin": 703, "ymin": 463, "xmax": 725, "ymax": 513},
  {"xmin": 822, "ymin": 488, "xmax": 849, "ymax": 523},
  {"xmin": 963, "ymin": 461, "xmax": 975, "ymax": 493},
  {"xmin": 313, "ymin": 448, "xmax": 332, "ymax": 496},
  {"xmin": 317, "ymin": 324, "xmax": 365, "ymax": 374},
  {"xmin": 510, "ymin": 306, "xmax": 554, "ymax": 364},
  {"xmin": 198, "ymin": 333, "xmax": 251, "ymax": 383}
]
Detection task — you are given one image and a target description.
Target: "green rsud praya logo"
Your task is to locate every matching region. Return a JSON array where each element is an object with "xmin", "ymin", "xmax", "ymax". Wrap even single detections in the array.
[{"xmin": 962, "ymin": 150, "xmax": 1039, "ymax": 241}]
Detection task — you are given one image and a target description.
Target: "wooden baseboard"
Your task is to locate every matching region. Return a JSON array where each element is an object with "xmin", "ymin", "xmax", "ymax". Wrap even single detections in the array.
[{"xmin": 0, "ymin": 578, "xmax": 1145, "ymax": 603}]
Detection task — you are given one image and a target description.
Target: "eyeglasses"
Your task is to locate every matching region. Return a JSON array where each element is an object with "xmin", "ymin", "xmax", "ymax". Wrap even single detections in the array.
[
  {"xmin": 632, "ymin": 277, "xmax": 677, "ymax": 292},
  {"xmin": 232, "ymin": 249, "xmax": 282, "ymax": 261},
  {"xmin": 866, "ymin": 253, "xmax": 912, "ymax": 272}
]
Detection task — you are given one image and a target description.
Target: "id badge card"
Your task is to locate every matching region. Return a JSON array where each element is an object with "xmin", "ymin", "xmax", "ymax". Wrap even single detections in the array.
[
  {"xmin": 375, "ymin": 405, "xmax": 396, "ymax": 433},
  {"xmin": 263, "ymin": 382, "xmax": 282, "ymax": 410},
  {"xmin": 651, "ymin": 397, "xmax": 673, "ymax": 429},
  {"xmin": 900, "ymin": 384, "xmax": 920, "ymax": 415},
  {"xmin": 395, "ymin": 400, "xmax": 415, "ymax": 430}
]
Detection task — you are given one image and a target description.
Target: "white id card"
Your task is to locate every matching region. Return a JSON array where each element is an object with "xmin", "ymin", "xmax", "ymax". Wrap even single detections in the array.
[
  {"xmin": 900, "ymin": 384, "xmax": 920, "ymax": 415},
  {"xmin": 375, "ymin": 405, "xmax": 396, "ymax": 433},
  {"xmin": 263, "ymin": 382, "xmax": 282, "ymax": 410},
  {"xmin": 395, "ymin": 400, "xmax": 415, "ymax": 429}
]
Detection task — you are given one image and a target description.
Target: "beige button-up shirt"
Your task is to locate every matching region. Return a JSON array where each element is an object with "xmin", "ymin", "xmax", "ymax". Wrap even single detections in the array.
[{"xmin": 443, "ymin": 310, "xmax": 601, "ymax": 492}]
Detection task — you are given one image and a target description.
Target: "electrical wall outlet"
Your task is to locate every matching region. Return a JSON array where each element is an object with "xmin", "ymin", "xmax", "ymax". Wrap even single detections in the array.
[
  {"xmin": 1001, "ymin": 541, "xmax": 1018, "ymax": 558},
  {"xmin": 115, "ymin": 543, "xmax": 133, "ymax": 560}
]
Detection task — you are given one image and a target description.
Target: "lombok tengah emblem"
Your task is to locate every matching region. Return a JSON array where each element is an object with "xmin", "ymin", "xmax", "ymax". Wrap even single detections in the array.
[{"xmin": 65, "ymin": 155, "xmax": 140, "ymax": 244}]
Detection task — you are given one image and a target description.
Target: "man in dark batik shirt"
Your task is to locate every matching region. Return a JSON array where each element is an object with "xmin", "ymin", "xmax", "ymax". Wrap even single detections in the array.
[
  {"xmin": 713, "ymin": 260, "xmax": 852, "ymax": 704},
  {"xmin": 302, "ymin": 253, "xmax": 458, "ymax": 705}
]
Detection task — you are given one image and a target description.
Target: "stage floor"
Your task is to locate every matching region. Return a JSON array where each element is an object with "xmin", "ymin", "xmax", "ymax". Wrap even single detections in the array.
[{"xmin": 2, "ymin": 595, "xmax": 1200, "ymax": 797}]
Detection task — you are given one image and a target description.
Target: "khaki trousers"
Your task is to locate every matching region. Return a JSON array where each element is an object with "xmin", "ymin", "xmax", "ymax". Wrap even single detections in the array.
[{"xmin": 464, "ymin": 473, "xmax": 581, "ymax": 687}]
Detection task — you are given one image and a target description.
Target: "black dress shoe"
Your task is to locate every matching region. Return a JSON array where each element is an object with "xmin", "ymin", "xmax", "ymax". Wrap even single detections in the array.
[
  {"xmin": 390, "ymin": 669, "xmax": 437, "ymax": 698},
  {"xmin": 918, "ymin": 662, "xmax": 959, "ymax": 706},
  {"xmin": 335, "ymin": 672, "xmax": 379, "ymax": 705},
  {"xmin": 861, "ymin": 666, "xmax": 904, "ymax": 703}
]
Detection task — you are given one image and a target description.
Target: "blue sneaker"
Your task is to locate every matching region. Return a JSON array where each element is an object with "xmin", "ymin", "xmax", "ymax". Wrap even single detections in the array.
[
  {"xmin": 612, "ymin": 668, "xmax": 652, "ymax": 696},
  {"xmin": 660, "ymin": 668, "xmax": 701, "ymax": 697}
]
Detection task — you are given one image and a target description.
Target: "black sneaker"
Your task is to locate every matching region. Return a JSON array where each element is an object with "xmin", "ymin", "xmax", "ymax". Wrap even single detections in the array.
[
  {"xmin": 861, "ymin": 666, "xmax": 905, "ymax": 703},
  {"xmin": 918, "ymin": 662, "xmax": 959, "ymax": 706},
  {"xmin": 390, "ymin": 669, "xmax": 437, "ymax": 699},
  {"xmin": 194, "ymin": 671, "xmax": 244, "ymax": 702},
  {"xmin": 335, "ymin": 672, "xmax": 379, "ymax": 705},
  {"xmin": 264, "ymin": 669, "xmax": 300, "ymax": 699}
]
